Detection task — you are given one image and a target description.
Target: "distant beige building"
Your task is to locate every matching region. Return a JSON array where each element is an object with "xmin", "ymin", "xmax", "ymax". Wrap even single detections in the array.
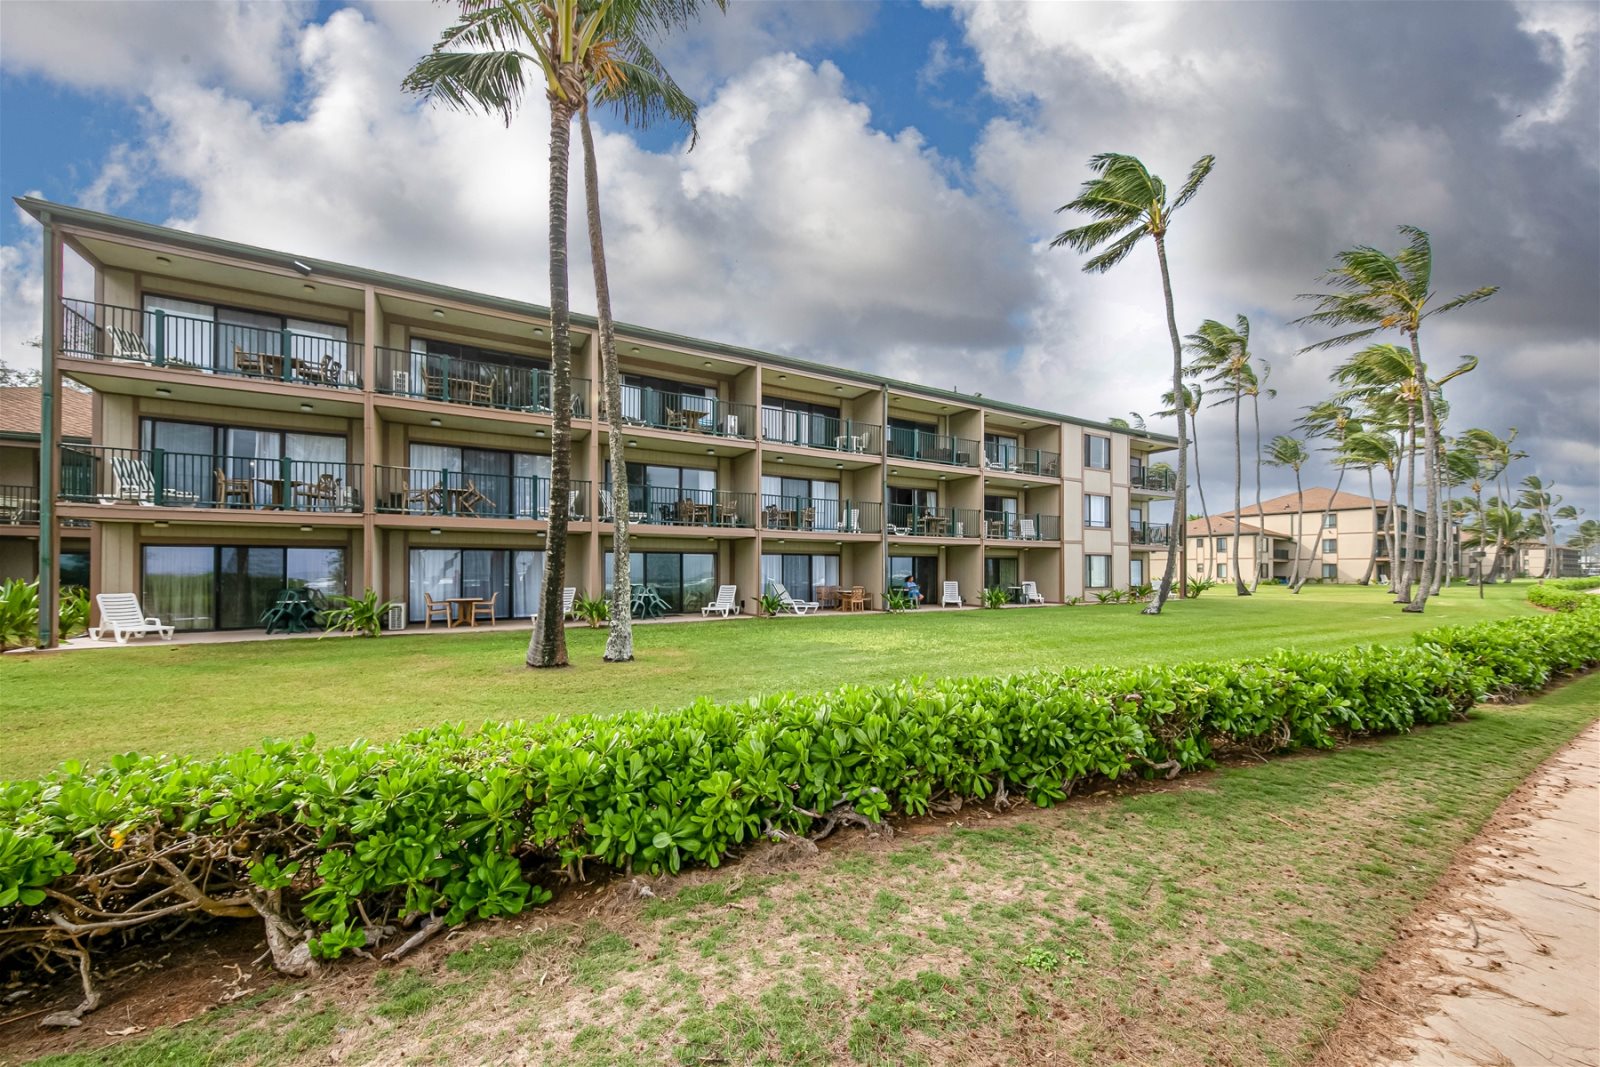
[
  {"xmin": 1149, "ymin": 517, "xmax": 1296, "ymax": 585},
  {"xmin": 1, "ymin": 386, "xmax": 92, "ymax": 582},
  {"xmin": 1505, "ymin": 540, "xmax": 1587, "ymax": 580}
]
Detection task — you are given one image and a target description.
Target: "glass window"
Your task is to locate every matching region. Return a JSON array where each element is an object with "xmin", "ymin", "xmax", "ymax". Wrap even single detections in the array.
[
  {"xmin": 1085, "ymin": 554, "xmax": 1112, "ymax": 589},
  {"xmin": 761, "ymin": 554, "xmax": 839, "ymax": 602},
  {"xmin": 1084, "ymin": 434, "xmax": 1110, "ymax": 469},
  {"xmin": 889, "ymin": 555, "xmax": 938, "ymax": 596},
  {"xmin": 984, "ymin": 556, "xmax": 1019, "ymax": 591},
  {"xmin": 1217, "ymin": 563, "xmax": 1228, "ymax": 580},
  {"xmin": 141, "ymin": 546, "xmax": 215, "ymax": 632},
  {"xmin": 1129, "ymin": 558, "xmax": 1145, "ymax": 586},
  {"xmin": 1083, "ymin": 494, "xmax": 1110, "ymax": 528},
  {"xmin": 409, "ymin": 548, "xmax": 536, "ymax": 621},
  {"xmin": 1323, "ymin": 513, "xmax": 1338, "ymax": 528},
  {"xmin": 1193, "ymin": 538, "xmax": 1204, "ymax": 552},
  {"xmin": 1215, "ymin": 536, "xmax": 1229, "ymax": 552},
  {"xmin": 60, "ymin": 552, "xmax": 90, "ymax": 588},
  {"xmin": 1322, "ymin": 564, "xmax": 1338, "ymax": 579},
  {"xmin": 1322, "ymin": 539, "xmax": 1337, "ymax": 553}
]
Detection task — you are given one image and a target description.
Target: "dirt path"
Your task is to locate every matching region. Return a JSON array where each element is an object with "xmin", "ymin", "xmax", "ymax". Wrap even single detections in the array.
[{"xmin": 1320, "ymin": 720, "xmax": 1600, "ymax": 1067}]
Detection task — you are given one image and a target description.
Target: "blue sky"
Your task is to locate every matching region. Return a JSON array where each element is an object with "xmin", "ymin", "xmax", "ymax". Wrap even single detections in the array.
[{"xmin": 0, "ymin": 0, "xmax": 1595, "ymax": 516}]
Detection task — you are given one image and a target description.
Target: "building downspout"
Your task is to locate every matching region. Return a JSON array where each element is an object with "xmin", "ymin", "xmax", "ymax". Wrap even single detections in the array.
[
  {"xmin": 36, "ymin": 212, "xmax": 61, "ymax": 648},
  {"xmin": 880, "ymin": 384, "xmax": 890, "ymax": 603}
]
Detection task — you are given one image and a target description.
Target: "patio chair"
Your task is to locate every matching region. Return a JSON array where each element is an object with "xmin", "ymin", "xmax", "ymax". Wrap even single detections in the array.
[
  {"xmin": 455, "ymin": 479, "xmax": 495, "ymax": 516},
  {"xmin": 701, "ymin": 585, "xmax": 739, "ymax": 619},
  {"xmin": 767, "ymin": 581, "xmax": 819, "ymax": 616},
  {"xmin": 842, "ymin": 508, "xmax": 861, "ymax": 534},
  {"xmin": 563, "ymin": 587, "xmax": 578, "ymax": 619},
  {"xmin": 104, "ymin": 455, "xmax": 198, "ymax": 506},
  {"xmin": 215, "ymin": 467, "xmax": 253, "ymax": 508},
  {"xmin": 106, "ymin": 325, "xmax": 152, "ymax": 362},
  {"xmin": 1021, "ymin": 581, "xmax": 1046, "ymax": 605},
  {"xmin": 404, "ymin": 479, "xmax": 443, "ymax": 514},
  {"xmin": 233, "ymin": 344, "xmax": 265, "ymax": 376},
  {"xmin": 471, "ymin": 593, "xmax": 499, "ymax": 628},
  {"xmin": 294, "ymin": 473, "xmax": 343, "ymax": 510},
  {"xmin": 714, "ymin": 491, "xmax": 740, "ymax": 526},
  {"xmin": 1019, "ymin": 518, "xmax": 1038, "ymax": 540},
  {"xmin": 423, "ymin": 369, "xmax": 447, "ymax": 401},
  {"xmin": 940, "ymin": 581, "xmax": 964, "ymax": 607},
  {"xmin": 421, "ymin": 593, "xmax": 451, "ymax": 629},
  {"xmin": 89, "ymin": 592, "xmax": 175, "ymax": 644},
  {"xmin": 298, "ymin": 354, "xmax": 343, "ymax": 386},
  {"xmin": 600, "ymin": 489, "xmax": 648, "ymax": 524},
  {"xmin": 844, "ymin": 585, "xmax": 869, "ymax": 611}
]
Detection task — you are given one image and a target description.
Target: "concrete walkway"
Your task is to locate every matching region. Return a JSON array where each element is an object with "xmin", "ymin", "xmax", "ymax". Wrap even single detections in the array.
[{"xmin": 1384, "ymin": 720, "xmax": 1600, "ymax": 1066}]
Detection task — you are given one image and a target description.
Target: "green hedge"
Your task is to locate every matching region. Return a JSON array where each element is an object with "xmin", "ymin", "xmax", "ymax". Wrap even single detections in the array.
[
  {"xmin": 3, "ymin": 596, "xmax": 1597, "ymax": 976},
  {"xmin": 1527, "ymin": 576, "xmax": 1600, "ymax": 612}
]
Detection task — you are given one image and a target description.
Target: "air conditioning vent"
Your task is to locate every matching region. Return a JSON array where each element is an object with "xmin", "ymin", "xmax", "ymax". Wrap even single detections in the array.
[{"xmin": 384, "ymin": 603, "xmax": 407, "ymax": 631}]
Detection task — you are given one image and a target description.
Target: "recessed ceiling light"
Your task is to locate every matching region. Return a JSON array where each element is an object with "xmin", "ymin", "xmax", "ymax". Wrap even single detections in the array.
[
  {"xmin": 303, "ymin": 284, "xmax": 316, "ymax": 292},
  {"xmin": 534, "ymin": 327, "xmax": 545, "ymax": 336},
  {"xmin": 429, "ymin": 527, "xmax": 441, "ymax": 536},
  {"xmin": 155, "ymin": 255, "xmax": 172, "ymax": 265},
  {"xmin": 627, "ymin": 440, "xmax": 638, "ymax": 448},
  {"xmin": 834, "ymin": 386, "xmax": 844, "ymax": 392},
  {"xmin": 702, "ymin": 361, "xmax": 712, "ymax": 368},
  {"xmin": 631, "ymin": 346, "xmax": 640, "ymax": 354},
  {"xmin": 299, "ymin": 525, "xmax": 313, "ymax": 533},
  {"xmin": 153, "ymin": 521, "xmax": 169, "ymax": 528},
  {"xmin": 705, "ymin": 448, "xmax": 715, "ymax": 455},
  {"xmin": 778, "ymin": 374, "xmax": 787, "ymax": 381},
  {"xmin": 155, "ymin": 387, "xmax": 172, "ymax": 397},
  {"xmin": 429, "ymin": 418, "xmax": 441, "ymax": 427},
  {"xmin": 775, "ymin": 456, "xmax": 784, "ymax": 463},
  {"xmin": 432, "ymin": 309, "xmax": 445, "ymax": 319},
  {"xmin": 835, "ymin": 463, "xmax": 843, "ymax": 469},
  {"xmin": 534, "ymin": 428, "xmax": 545, "ymax": 437},
  {"xmin": 300, "ymin": 403, "xmax": 313, "ymax": 412}
]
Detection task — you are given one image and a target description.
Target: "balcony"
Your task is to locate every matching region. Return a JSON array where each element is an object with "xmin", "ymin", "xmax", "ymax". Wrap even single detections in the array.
[
  {"xmin": 375, "ymin": 467, "xmax": 588, "ymax": 520},
  {"xmin": 983, "ymin": 444, "xmax": 1061, "ymax": 478},
  {"xmin": 758, "ymin": 495, "xmax": 882, "ymax": 534},
  {"xmin": 886, "ymin": 504, "xmax": 981, "ymax": 538},
  {"xmin": 1130, "ymin": 521, "xmax": 1171, "ymax": 546},
  {"xmin": 886, "ymin": 429, "xmax": 980, "ymax": 468},
  {"xmin": 60, "ymin": 300, "xmax": 363, "ymax": 389},
  {"xmin": 375, "ymin": 348, "xmax": 588, "ymax": 417},
  {"xmin": 983, "ymin": 511, "xmax": 1061, "ymax": 541},
  {"xmin": 760, "ymin": 409, "xmax": 881, "ymax": 456},
  {"xmin": 1273, "ymin": 549, "xmax": 1291, "ymax": 561},
  {"xmin": 603, "ymin": 385, "xmax": 755, "ymax": 440},
  {"xmin": 1, "ymin": 485, "xmax": 40, "ymax": 526},
  {"xmin": 1130, "ymin": 465, "xmax": 1177, "ymax": 493},
  {"xmin": 61, "ymin": 447, "xmax": 362, "ymax": 513},
  {"xmin": 600, "ymin": 486, "xmax": 756, "ymax": 528}
]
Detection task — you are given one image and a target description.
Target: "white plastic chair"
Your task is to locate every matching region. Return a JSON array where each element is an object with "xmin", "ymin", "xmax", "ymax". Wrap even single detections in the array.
[
  {"xmin": 106, "ymin": 326, "xmax": 152, "ymax": 362},
  {"xmin": 104, "ymin": 455, "xmax": 197, "ymax": 506},
  {"xmin": 701, "ymin": 585, "xmax": 738, "ymax": 618},
  {"xmin": 768, "ymin": 581, "xmax": 819, "ymax": 616},
  {"xmin": 89, "ymin": 593, "xmax": 175, "ymax": 644},
  {"xmin": 940, "ymin": 581, "xmax": 963, "ymax": 607},
  {"xmin": 563, "ymin": 587, "xmax": 578, "ymax": 619},
  {"xmin": 1019, "ymin": 518, "xmax": 1038, "ymax": 540},
  {"xmin": 1021, "ymin": 581, "xmax": 1046, "ymax": 604}
]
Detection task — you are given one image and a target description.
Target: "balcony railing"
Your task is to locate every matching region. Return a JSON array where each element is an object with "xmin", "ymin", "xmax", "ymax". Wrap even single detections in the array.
[
  {"xmin": 983, "ymin": 511, "xmax": 1061, "ymax": 541},
  {"xmin": 1, "ymin": 484, "xmax": 40, "ymax": 525},
  {"xmin": 60, "ymin": 299, "xmax": 362, "ymax": 389},
  {"xmin": 1273, "ymin": 548, "xmax": 1291, "ymax": 561},
  {"xmin": 375, "ymin": 467, "xmax": 588, "ymax": 520},
  {"xmin": 1130, "ymin": 521, "xmax": 1171, "ymax": 546},
  {"xmin": 61, "ymin": 446, "xmax": 362, "ymax": 512},
  {"xmin": 886, "ymin": 429, "xmax": 980, "ymax": 468},
  {"xmin": 760, "ymin": 410, "xmax": 881, "ymax": 456},
  {"xmin": 599, "ymin": 485, "xmax": 755, "ymax": 528},
  {"xmin": 375, "ymin": 347, "xmax": 588, "ymax": 417},
  {"xmin": 604, "ymin": 385, "xmax": 755, "ymax": 440},
  {"xmin": 758, "ymin": 495, "xmax": 882, "ymax": 534},
  {"xmin": 1130, "ymin": 465, "xmax": 1177, "ymax": 493},
  {"xmin": 885, "ymin": 504, "xmax": 981, "ymax": 538},
  {"xmin": 982, "ymin": 444, "xmax": 1061, "ymax": 478}
]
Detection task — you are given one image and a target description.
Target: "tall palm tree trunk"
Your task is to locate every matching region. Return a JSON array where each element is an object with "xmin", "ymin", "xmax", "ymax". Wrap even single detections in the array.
[
  {"xmin": 1299, "ymin": 462, "xmax": 1347, "ymax": 590},
  {"xmin": 1361, "ymin": 467, "xmax": 1378, "ymax": 585},
  {"xmin": 1405, "ymin": 335, "xmax": 1439, "ymax": 612},
  {"xmin": 1395, "ymin": 410, "xmax": 1417, "ymax": 600},
  {"xmin": 1250, "ymin": 390, "xmax": 1265, "ymax": 592},
  {"xmin": 1230, "ymin": 381, "xmax": 1248, "ymax": 595},
  {"xmin": 1288, "ymin": 471, "xmax": 1304, "ymax": 588},
  {"xmin": 1190, "ymin": 405, "xmax": 1210, "ymax": 563},
  {"xmin": 528, "ymin": 94, "xmax": 579, "ymax": 669},
  {"xmin": 579, "ymin": 103, "xmax": 634, "ymax": 662},
  {"xmin": 1146, "ymin": 234, "xmax": 1187, "ymax": 615},
  {"xmin": 1383, "ymin": 463, "xmax": 1400, "ymax": 589}
]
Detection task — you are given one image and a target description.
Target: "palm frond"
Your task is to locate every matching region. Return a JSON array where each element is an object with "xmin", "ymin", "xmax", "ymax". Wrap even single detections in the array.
[
  {"xmin": 402, "ymin": 48, "xmax": 535, "ymax": 125},
  {"xmin": 1169, "ymin": 154, "xmax": 1215, "ymax": 214},
  {"xmin": 1081, "ymin": 227, "xmax": 1146, "ymax": 274},
  {"xmin": 1426, "ymin": 285, "xmax": 1498, "ymax": 318}
]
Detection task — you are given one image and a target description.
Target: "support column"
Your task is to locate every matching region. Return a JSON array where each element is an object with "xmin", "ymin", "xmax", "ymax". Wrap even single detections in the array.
[
  {"xmin": 362, "ymin": 287, "xmax": 379, "ymax": 594},
  {"xmin": 36, "ymin": 214, "xmax": 62, "ymax": 647}
]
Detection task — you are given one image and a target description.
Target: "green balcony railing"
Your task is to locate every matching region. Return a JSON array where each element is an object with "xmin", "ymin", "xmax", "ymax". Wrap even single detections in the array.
[
  {"xmin": 886, "ymin": 428, "xmax": 980, "ymax": 468},
  {"xmin": 760, "ymin": 409, "xmax": 881, "ymax": 455},
  {"xmin": 605, "ymin": 385, "xmax": 755, "ymax": 440},
  {"xmin": 375, "ymin": 347, "xmax": 588, "ymax": 417},
  {"xmin": 885, "ymin": 504, "xmax": 981, "ymax": 538},
  {"xmin": 0, "ymin": 484, "xmax": 40, "ymax": 525},
  {"xmin": 60, "ymin": 299, "xmax": 362, "ymax": 388},
  {"xmin": 758, "ymin": 495, "xmax": 882, "ymax": 533},
  {"xmin": 1130, "ymin": 465, "xmax": 1177, "ymax": 493},
  {"xmin": 374, "ymin": 466, "xmax": 588, "ymax": 520},
  {"xmin": 1130, "ymin": 521, "xmax": 1171, "ymax": 546},
  {"xmin": 982, "ymin": 511, "xmax": 1061, "ymax": 541},
  {"xmin": 983, "ymin": 443, "xmax": 1061, "ymax": 477},
  {"xmin": 600, "ymin": 485, "xmax": 756, "ymax": 528},
  {"xmin": 61, "ymin": 446, "xmax": 361, "ymax": 512}
]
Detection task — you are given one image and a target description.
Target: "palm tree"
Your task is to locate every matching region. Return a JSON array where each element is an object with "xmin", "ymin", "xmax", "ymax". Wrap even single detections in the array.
[
  {"xmin": 1160, "ymin": 384, "xmax": 1210, "ymax": 563},
  {"xmin": 405, "ymin": 0, "xmax": 714, "ymax": 667},
  {"xmin": 1517, "ymin": 476, "xmax": 1563, "ymax": 581},
  {"xmin": 1243, "ymin": 359, "xmax": 1274, "ymax": 591},
  {"xmin": 1184, "ymin": 316, "xmax": 1252, "ymax": 595},
  {"xmin": 1331, "ymin": 344, "xmax": 1421, "ymax": 598},
  {"xmin": 1459, "ymin": 428, "xmax": 1523, "ymax": 589},
  {"xmin": 1264, "ymin": 435, "xmax": 1310, "ymax": 588},
  {"xmin": 1440, "ymin": 443, "xmax": 1480, "ymax": 587},
  {"xmin": 1295, "ymin": 225, "xmax": 1497, "ymax": 613},
  {"xmin": 1295, "ymin": 400, "xmax": 1360, "ymax": 591},
  {"xmin": 1340, "ymin": 430, "xmax": 1400, "ymax": 586},
  {"xmin": 1052, "ymin": 152, "xmax": 1215, "ymax": 614}
]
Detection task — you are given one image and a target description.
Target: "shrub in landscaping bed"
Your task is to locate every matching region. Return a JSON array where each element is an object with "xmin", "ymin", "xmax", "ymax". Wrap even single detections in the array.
[
  {"xmin": 1527, "ymin": 576, "xmax": 1600, "ymax": 612},
  {"xmin": 2, "ymin": 596, "xmax": 1597, "ymax": 996}
]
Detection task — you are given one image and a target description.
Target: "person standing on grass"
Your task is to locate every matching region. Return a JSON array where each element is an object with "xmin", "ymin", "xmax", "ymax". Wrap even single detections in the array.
[{"xmin": 904, "ymin": 576, "xmax": 923, "ymax": 608}]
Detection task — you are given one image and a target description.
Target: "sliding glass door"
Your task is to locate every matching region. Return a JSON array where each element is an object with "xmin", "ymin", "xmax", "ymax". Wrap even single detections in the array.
[
  {"xmin": 603, "ymin": 551, "xmax": 716, "ymax": 613},
  {"xmin": 408, "ymin": 549, "xmax": 543, "ymax": 621},
  {"xmin": 141, "ymin": 545, "xmax": 348, "ymax": 631}
]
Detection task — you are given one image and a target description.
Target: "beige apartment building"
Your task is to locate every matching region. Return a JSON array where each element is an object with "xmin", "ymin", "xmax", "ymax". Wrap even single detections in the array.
[
  {"xmin": 1, "ymin": 386, "xmax": 91, "ymax": 582},
  {"xmin": 20, "ymin": 198, "xmax": 1178, "ymax": 641},
  {"xmin": 1212, "ymin": 488, "xmax": 1445, "ymax": 584},
  {"xmin": 1150, "ymin": 517, "xmax": 1297, "ymax": 586}
]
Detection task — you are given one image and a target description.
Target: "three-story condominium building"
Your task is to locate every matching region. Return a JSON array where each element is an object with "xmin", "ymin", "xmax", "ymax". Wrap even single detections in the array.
[{"xmin": 19, "ymin": 198, "xmax": 1177, "ymax": 641}]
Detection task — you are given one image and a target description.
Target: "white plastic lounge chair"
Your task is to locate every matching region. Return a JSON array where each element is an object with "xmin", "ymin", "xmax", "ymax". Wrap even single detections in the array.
[
  {"xmin": 701, "ymin": 585, "xmax": 738, "ymax": 618},
  {"xmin": 102, "ymin": 455, "xmax": 198, "ymax": 506},
  {"xmin": 1019, "ymin": 518, "xmax": 1038, "ymax": 540},
  {"xmin": 106, "ymin": 326, "xmax": 152, "ymax": 362},
  {"xmin": 531, "ymin": 587, "xmax": 579, "ymax": 623},
  {"xmin": 89, "ymin": 593, "xmax": 175, "ymax": 644},
  {"xmin": 768, "ymin": 581, "xmax": 819, "ymax": 616},
  {"xmin": 842, "ymin": 508, "xmax": 861, "ymax": 534},
  {"xmin": 940, "ymin": 581, "xmax": 963, "ymax": 607},
  {"xmin": 1021, "ymin": 580, "xmax": 1046, "ymax": 605}
]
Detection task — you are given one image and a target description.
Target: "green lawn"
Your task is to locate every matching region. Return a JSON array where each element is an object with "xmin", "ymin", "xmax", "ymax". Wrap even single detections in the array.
[
  {"xmin": 25, "ymin": 663, "xmax": 1599, "ymax": 1067},
  {"xmin": 0, "ymin": 582, "xmax": 1539, "ymax": 779}
]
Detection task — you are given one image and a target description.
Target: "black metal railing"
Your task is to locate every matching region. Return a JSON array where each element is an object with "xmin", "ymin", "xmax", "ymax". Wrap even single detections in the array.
[
  {"xmin": 375, "ymin": 347, "xmax": 588, "ymax": 417},
  {"xmin": 1130, "ymin": 465, "xmax": 1177, "ymax": 492},
  {"xmin": 885, "ymin": 504, "xmax": 981, "ymax": 538},
  {"xmin": 599, "ymin": 485, "xmax": 755, "ymax": 528},
  {"xmin": 759, "ymin": 410, "xmax": 881, "ymax": 456},
  {"xmin": 603, "ymin": 386, "xmax": 754, "ymax": 439},
  {"xmin": 1130, "ymin": 521, "xmax": 1171, "ymax": 546},
  {"xmin": 375, "ymin": 467, "xmax": 587, "ymax": 520},
  {"xmin": 886, "ymin": 428, "xmax": 980, "ymax": 468},
  {"xmin": 758, "ymin": 495, "xmax": 882, "ymax": 533},
  {"xmin": 983, "ymin": 511, "xmax": 1061, "ymax": 541},
  {"xmin": 61, "ymin": 446, "xmax": 361, "ymax": 512},
  {"xmin": 0, "ymin": 484, "xmax": 40, "ymax": 525},
  {"xmin": 60, "ymin": 299, "xmax": 362, "ymax": 388},
  {"xmin": 983, "ymin": 444, "xmax": 1061, "ymax": 477}
]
